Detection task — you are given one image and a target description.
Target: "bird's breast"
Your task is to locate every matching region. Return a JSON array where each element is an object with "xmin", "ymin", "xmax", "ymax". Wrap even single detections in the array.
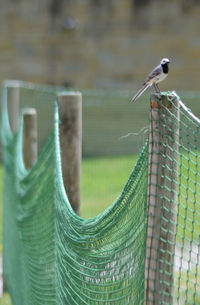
[{"xmin": 155, "ymin": 73, "xmax": 167, "ymax": 83}]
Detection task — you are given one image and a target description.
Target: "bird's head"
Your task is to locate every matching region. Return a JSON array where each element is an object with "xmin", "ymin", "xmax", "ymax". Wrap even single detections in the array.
[{"xmin": 160, "ymin": 58, "xmax": 170, "ymax": 65}]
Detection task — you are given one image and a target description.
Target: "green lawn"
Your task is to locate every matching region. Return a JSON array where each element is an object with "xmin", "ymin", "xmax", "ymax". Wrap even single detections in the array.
[
  {"xmin": 176, "ymin": 151, "xmax": 200, "ymax": 244},
  {"xmin": 81, "ymin": 154, "xmax": 137, "ymax": 219},
  {"xmin": 0, "ymin": 293, "xmax": 11, "ymax": 305}
]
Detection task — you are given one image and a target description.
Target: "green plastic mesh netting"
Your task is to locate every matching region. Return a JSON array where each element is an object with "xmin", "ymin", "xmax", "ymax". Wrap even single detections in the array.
[
  {"xmin": 1, "ymin": 81, "xmax": 200, "ymax": 305},
  {"xmin": 1, "ymin": 81, "xmax": 147, "ymax": 305}
]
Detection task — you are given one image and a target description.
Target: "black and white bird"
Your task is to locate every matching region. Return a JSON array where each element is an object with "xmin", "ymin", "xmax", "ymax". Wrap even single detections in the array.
[{"xmin": 131, "ymin": 58, "xmax": 170, "ymax": 103}]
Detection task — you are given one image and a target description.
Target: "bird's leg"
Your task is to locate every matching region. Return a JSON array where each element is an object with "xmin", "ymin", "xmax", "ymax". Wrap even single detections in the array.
[
  {"xmin": 153, "ymin": 83, "xmax": 158, "ymax": 92},
  {"xmin": 156, "ymin": 84, "xmax": 161, "ymax": 93}
]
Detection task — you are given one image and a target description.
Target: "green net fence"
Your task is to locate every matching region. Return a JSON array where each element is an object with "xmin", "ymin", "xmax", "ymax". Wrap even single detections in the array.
[
  {"xmin": 1, "ymin": 81, "xmax": 148, "ymax": 305},
  {"xmin": 1, "ymin": 81, "xmax": 200, "ymax": 305},
  {"xmin": 145, "ymin": 93, "xmax": 200, "ymax": 305}
]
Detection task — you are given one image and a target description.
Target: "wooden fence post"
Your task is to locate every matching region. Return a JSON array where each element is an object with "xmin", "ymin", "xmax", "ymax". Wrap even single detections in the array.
[
  {"xmin": 145, "ymin": 93, "xmax": 179, "ymax": 304},
  {"xmin": 22, "ymin": 108, "xmax": 38, "ymax": 169},
  {"xmin": 57, "ymin": 92, "xmax": 82, "ymax": 216},
  {"xmin": 7, "ymin": 85, "xmax": 20, "ymax": 133},
  {"xmin": 2, "ymin": 84, "xmax": 20, "ymax": 294}
]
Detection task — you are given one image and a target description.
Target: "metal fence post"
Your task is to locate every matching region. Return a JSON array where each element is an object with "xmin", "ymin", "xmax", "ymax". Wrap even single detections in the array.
[
  {"xmin": 145, "ymin": 93, "xmax": 179, "ymax": 304},
  {"xmin": 57, "ymin": 92, "xmax": 82, "ymax": 216}
]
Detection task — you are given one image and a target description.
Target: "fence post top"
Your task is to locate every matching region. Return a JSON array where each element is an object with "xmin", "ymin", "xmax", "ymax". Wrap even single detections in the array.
[
  {"xmin": 21, "ymin": 108, "xmax": 37, "ymax": 115},
  {"xmin": 3, "ymin": 80, "xmax": 22, "ymax": 88},
  {"xmin": 57, "ymin": 91, "xmax": 82, "ymax": 97},
  {"xmin": 150, "ymin": 91, "xmax": 179, "ymax": 110}
]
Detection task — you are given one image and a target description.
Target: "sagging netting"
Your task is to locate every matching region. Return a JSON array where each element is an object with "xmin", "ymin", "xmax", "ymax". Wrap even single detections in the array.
[
  {"xmin": 1, "ymin": 81, "xmax": 200, "ymax": 305},
  {"xmin": 2, "ymin": 81, "xmax": 147, "ymax": 305}
]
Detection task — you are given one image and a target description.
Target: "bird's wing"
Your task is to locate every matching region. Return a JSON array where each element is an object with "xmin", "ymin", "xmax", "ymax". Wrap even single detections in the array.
[{"xmin": 143, "ymin": 65, "xmax": 162, "ymax": 85}]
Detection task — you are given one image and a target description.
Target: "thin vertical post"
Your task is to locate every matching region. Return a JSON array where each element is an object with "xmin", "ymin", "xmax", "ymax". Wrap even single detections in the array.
[
  {"xmin": 7, "ymin": 85, "xmax": 20, "ymax": 133},
  {"xmin": 22, "ymin": 108, "xmax": 38, "ymax": 169},
  {"xmin": 145, "ymin": 93, "xmax": 179, "ymax": 304},
  {"xmin": 57, "ymin": 92, "xmax": 82, "ymax": 215},
  {"xmin": 3, "ymin": 84, "xmax": 20, "ymax": 294}
]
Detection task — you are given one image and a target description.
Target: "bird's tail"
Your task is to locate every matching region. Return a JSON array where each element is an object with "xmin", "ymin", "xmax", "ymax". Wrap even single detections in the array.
[{"xmin": 131, "ymin": 84, "xmax": 151, "ymax": 103}]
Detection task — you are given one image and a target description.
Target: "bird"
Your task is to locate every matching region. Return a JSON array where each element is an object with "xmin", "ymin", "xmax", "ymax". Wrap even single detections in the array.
[{"xmin": 131, "ymin": 58, "xmax": 170, "ymax": 103}]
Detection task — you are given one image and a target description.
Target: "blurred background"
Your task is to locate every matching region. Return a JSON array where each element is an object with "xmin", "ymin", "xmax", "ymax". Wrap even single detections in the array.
[
  {"xmin": 0, "ymin": 0, "xmax": 200, "ymax": 90},
  {"xmin": 1, "ymin": 0, "xmax": 200, "ymax": 214}
]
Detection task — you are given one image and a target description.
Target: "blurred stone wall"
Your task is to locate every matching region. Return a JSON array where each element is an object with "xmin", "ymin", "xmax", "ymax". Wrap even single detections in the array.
[{"xmin": 0, "ymin": 0, "xmax": 200, "ymax": 91}]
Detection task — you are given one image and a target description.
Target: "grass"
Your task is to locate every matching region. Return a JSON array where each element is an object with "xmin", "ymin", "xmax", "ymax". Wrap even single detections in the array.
[
  {"xmin": 81, "ymin": 154, "xmax": 138, "ymax": 219},
  {"xmin": 0, "ymin": 293, "xmax": 11, "ymax": 305},
  {"xmin": 176, "ymin": 151, "xmax": 200, "ymax": 244},
  {"xmin": 175, "ymin": 267, "xmax": 200, "ymax": 304}
]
